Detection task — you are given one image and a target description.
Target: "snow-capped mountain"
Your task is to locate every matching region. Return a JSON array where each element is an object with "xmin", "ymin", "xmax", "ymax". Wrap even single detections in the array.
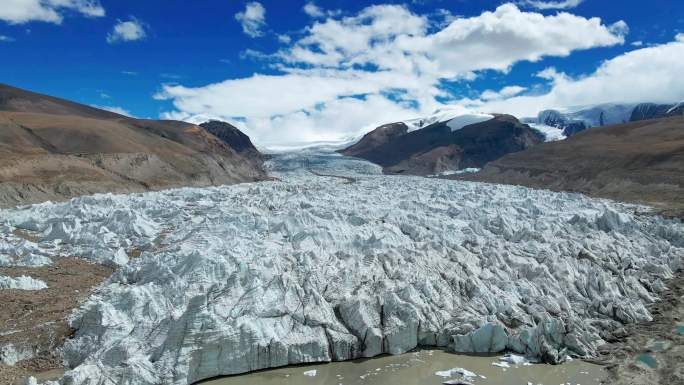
[
  {"xmin": 341, "ymin": 113, "xmax": 542, "ymax": 175},
  {"xmin": 529, "ymin": 103, "xmax": 636, "ymax": 137},
  {"xmin": 403, "ymin": 107, "xmax": 494, "ymax": 133}
]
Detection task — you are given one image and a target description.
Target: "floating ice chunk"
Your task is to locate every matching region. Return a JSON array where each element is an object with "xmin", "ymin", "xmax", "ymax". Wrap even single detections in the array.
[
  {"xmin": 500, "ymin": 354, "xmax": 530, "ymax": 365},
  {"xmin": 443, "ymin": 380, "xmax": 474, "ymax": 385},
  {"xmin": 435, "ymin": 368, "xmax": 477, "ymax": 378},
  {"xmin": 492, "ymin": 361, "xmax": 510, "ymax": 368},
  {"xmin": 0, "ymin": 275, "xmax": 47, "ymax": 290},
  {"xmin": 303, "ymin": 370, "xmax": 317, "ymax": 377}
]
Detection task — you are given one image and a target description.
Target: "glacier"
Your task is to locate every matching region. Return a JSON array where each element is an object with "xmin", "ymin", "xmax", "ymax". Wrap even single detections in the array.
[
  {"xmin": 2, "ymin": 152, "xmax": 683, "ymax": 385},
  {"xmin": 0, "ymin": 275, "xmax": 48, "ymax": 290}
]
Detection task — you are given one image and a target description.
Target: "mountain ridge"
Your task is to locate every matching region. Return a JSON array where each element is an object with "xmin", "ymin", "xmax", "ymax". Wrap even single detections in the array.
[{"xmin": 0, "ymin": 84, "xmax": 268, "ymax": 208}]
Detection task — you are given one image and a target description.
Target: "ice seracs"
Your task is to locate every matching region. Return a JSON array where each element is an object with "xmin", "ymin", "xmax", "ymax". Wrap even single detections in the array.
[
  {"xmin": 1, "ymin": 152, "xmax": 682, "ymax": 385},
  {"xmin": 0, "ymin": 275, "xmax": 47, "ymax": 290}
]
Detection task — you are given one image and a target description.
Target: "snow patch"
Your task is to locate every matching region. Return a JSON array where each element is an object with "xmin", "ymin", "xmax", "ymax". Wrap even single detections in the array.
[
  {"xmin": 528, "ymin": 123, "xmax": 566, "ymax": 142},
  {"xmin": 667, "ymin": 100, "xmax": 684, "ymax": 114},
  {"xmin": 403, "ymin": 107, "xmax": 493, "ymax": 133},
  {"xmin": 429, "ymin": 168, "xmax": 481, "ymax": 177},
  {"xmin": 445, "ymin": 113, "xmax": 495, "ymax": 132}
]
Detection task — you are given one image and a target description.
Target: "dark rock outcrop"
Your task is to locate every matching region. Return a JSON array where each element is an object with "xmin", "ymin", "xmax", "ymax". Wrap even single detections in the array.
[
  {"xmin": 340, "ymin": 115, "xmax": 543, "ymax": 176},
  {"xmin": 199, "ymin": 120, "xmax": 261, "ymax": 155},
  {"xmin": 630, "ymin": 103, "xmax": 675, "ymax": 121},
  {"xmin": 630, "ymin": 102, "xmax": 684, "ymax": 121}
]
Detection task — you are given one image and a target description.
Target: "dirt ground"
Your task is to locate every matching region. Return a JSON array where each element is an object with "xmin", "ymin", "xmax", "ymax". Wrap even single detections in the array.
[
  {"xmin": 0, "ymin": 258, "xmax": 112, "ymax": 385},
  {"xmin": 595, "ymin": 273, "xmax": 684, "ymax": 385}
]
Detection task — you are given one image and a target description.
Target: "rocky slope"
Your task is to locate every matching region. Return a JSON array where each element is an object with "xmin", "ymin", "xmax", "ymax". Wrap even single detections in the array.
[
  {"xmin": 340, "ymin": 114, "xmax": 543, "ymax": 175},
  {"xmin": 6, "ymin": 152, "xmax": 682, "ymax": 385},
  {"xmin": 0, "ymin": 84, "xmax": 267, "ymax": 208},
  {"xmin": 461, "ymin": 116, "xmax": 684, "ymax": 218}
]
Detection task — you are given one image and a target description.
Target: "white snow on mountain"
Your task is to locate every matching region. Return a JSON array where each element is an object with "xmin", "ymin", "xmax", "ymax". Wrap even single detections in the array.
[
  {"xmin": 403, "ymin": 107, "xmax": 493, "ymax": 133},
  {"xmin": 528, "ymin": 123, "xmax": 567, "ymax": 142},
  {"xmin": 1, "ymin": 152, "xmax": 682, "ymax": 385},
  {"xmin": 534, "ymin": 103, "xmax": 636, "ymax": 131},
  {"xmin": 667, "ymin": 100, "xmax": 684, "ymax": 114}
]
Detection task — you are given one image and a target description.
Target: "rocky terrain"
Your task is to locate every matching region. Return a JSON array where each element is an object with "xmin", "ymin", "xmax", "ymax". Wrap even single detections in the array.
[
  {"xmin": 462, "ymin": 116, "xmax": 684, "ymax": 219},
  {"xmin": 0, "ymin": 84, "xmax": 267, "ymax": 208},
  {"xmin": 340, "ymin": 114, "xmax": 543, "ymax": 176},
  {"xmin": 3, "ymin": 152, "xmax": 681, "ymax": 385}
]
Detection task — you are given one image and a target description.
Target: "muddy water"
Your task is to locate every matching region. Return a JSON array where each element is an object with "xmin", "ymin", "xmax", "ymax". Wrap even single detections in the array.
[{"xmin": 200, "ymin": 350, "xmax": 605, "ymax": 385}]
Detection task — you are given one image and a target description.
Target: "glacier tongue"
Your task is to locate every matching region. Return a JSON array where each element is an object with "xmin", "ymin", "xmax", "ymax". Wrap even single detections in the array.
[{"xmin": 1, "ymin": 152, "xmax": 683, "ymax": 385}]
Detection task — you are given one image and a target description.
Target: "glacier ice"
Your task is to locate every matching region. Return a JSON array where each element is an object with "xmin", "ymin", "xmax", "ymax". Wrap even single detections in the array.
[
  {"xmin": 0, "ymin": 152, "xmax": 682, "ymax": 385},
  {"xmin": 0, "ymin": 275, "xmax": 48, "ymax": 290}
]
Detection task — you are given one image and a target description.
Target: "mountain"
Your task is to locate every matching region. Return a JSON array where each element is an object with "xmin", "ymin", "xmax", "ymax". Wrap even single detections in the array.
[
  {"xmin": 0, "ymin": 84, "xmax": 267, "ymax": 208},
  {"xmin": 340, "ymin": 114, "xmax": 543, "ymax": 175},
  {"xmin": 459, "ymin": 116, "xmax": 684, "ymax": 218},
  {"xmin": 630, "ymin": 101, "xmax": 684, "ymax": 121},
  {"xmin": 528, "ymin": 103, "xmax": 636, "ymax": 137}
]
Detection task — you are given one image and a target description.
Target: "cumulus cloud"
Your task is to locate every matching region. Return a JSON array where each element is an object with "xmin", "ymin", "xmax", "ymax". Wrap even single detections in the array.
[
  {"xmin": 468, "ymin": 35, "xmax": 684, "ymax": 117},
  {"xmin": 107, "ymin": 18, "xmax": 146, "ymax": 43},
  {"xmin": 235, "ymin": 1, "xmax": 266, "ymax": 38},
  {"xmin": 0, "ymin": 0, "xmax": 104, "ymax": 24},
  {"xmin": 480, "ymin": 86, "xmax": 528, "ymax": 101},
  {"xmin": 303, "ymin": 2, "xmax": 325, "ymax": 18},
  {"xmin": 158, "ymin": 4, "xmax": 627, "ymax": 149},
  {"xmin": 519, "ymin": 0, "xmax": 584, "ymax": 10}
]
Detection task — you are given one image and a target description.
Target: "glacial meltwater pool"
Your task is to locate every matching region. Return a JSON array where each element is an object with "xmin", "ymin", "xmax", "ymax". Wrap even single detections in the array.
[{"xmin": 199, "ymin": 350, "xmax": 605, "ymax": 385}]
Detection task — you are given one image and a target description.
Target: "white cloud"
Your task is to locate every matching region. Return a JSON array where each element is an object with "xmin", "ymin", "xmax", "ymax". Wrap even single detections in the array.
[
  {"xmin": 480, "ymin": 86, "xmax": 527, "ymax": 101},
  {"xmin": 0, "ymin": 35, "xmax": 15, "ymax": 42},
  {"xmin": 467, "ymin": 35, "xmax": 684, "ymax": 117},
  {"xmin": 280, "ymin": 4, "xmax": 625, "ymax": 79},
  {"xmin": 158, "ymin": 4, "xmax": 627, "ymax": 149},
  {"xmin": 303, "ymin": 2, "xmax": 325, "ymax": 18},
  {"xmin": 0, "ymin": 0, "xmax": 104, "ymax": 24},
  {"xmin": 277, "ymin": 34, "xmax": 291, "ymax": 44},
  {"xmin": 519, "ymin": 0, "xmax": 584, "ymax": 10},
  {"xmin": 235, "ymin": 2, "xmax": 266, "ymax": 38},
  {"xmin": 107, "ymin": 18, "xmax": 146, "ymax": 44},
  {"xmin": 91, "ymin": 105, "xmax": 134, "ymax": 117},
  {"xmin": 302, "ymin": 1, "xmax": 340, "ymax": 19}
]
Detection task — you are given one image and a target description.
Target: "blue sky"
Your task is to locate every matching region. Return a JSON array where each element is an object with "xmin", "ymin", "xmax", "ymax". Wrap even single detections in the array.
[{"xmin": 1, "ymin": 0, "xmax": 683, "ymax": 148}]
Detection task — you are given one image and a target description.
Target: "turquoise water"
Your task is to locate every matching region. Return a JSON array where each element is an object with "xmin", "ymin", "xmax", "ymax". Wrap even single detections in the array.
[
  {"xmin": 637, "ymin": 353, "xmax": 658, "ymax": 369},
  {"xmin": 676, "ymin": 326, "xmax": 684, "ymax": 334}
]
